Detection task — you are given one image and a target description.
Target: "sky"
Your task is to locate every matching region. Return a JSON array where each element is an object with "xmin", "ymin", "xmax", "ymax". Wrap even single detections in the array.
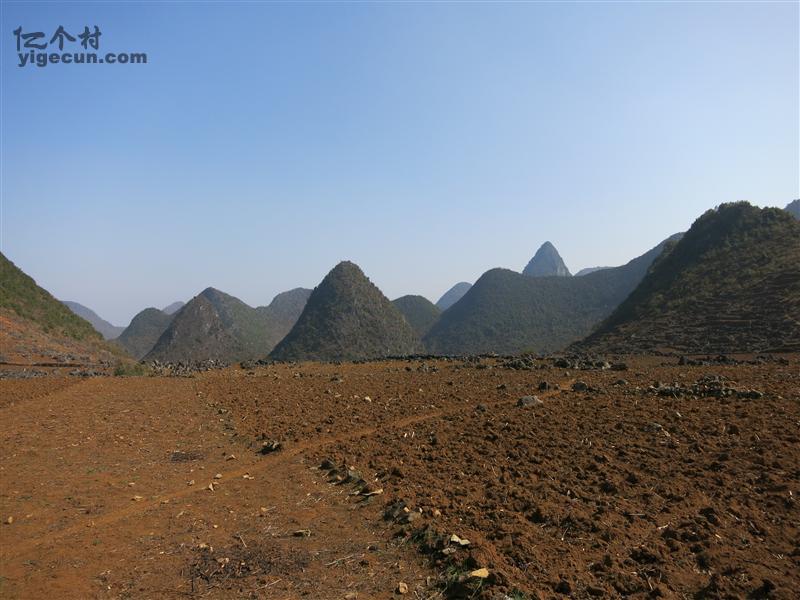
[{"xmin": 1, "ymin": 1, "xmax": 798, "ymax": 325}]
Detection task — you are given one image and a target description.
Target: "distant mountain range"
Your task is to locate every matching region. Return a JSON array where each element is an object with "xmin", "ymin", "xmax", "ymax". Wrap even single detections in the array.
[
  {"xmin": 61, "ymin": 301, "xmax": 125, "ymax": 340},
  {"xmin": 271, "ymin": 261, "xmax": 421, "ymax": 361},
  {"xmin": 576, "ymin": 202, "xmax": 800, "ymax": 354},
  {"xmin": 522, "ymin": 241, "xmax": 571, "ymax": 277},
  {"xmin": 162, "ymin": 301, "xmax": 185, "ymax": 315},
  {"xmin": 392, "ymin": 295, "xmax": 441, "ymax": 337},
  {"xmin": 436, "ymin": 282, "xmax": 472, "ymax": 310},
  {"xmin": 116, "ymin": 308, "xmax": 176, "ymax": 359},
  {"xmin": 574, "ymin": 266, "xmax": 611, "ymax": 277},
  {"xmin": 4, "ymin": 200, "xmax": 796, "ymax": 363},
  {"xmin": 144, "ymin": 287, "xmax": 311, "ymax": 363},
  {"xmin": 423, "ymin": 234, "xmax": 682, "ymax": 355}
]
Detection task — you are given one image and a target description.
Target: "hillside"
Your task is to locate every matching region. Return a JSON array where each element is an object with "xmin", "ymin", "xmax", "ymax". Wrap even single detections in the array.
[
  {"xmin": 1, "ymin": 253, "xmax": 102, "ymax": 343},
  {"xmin": 258, "ymin": 287, "xmax": 312, "ymax": 341},
  {"xmin": 162, "ymin": 301, "xmax": 185, "ymax": 315},
  {"xmin": 392, "ymin": 295, "xmax": 441, "ymax": 336},
  {"xmin": 522, "ymin": 241, "xmax": 571, "ymax": 277},
  {"xmin": 435, "ymin": 282, "xmax": 472, "ymax": 310},
  {"xmin": 576, "ymin": 202, "xmax": 800, "ymax": 354},
  {"xmin": 270, "ymin": 261, "xmax": 422, "ymax": 361},
  {"xmin": 0, "ymin": 253, "xmax": 122, "ymax": 365},
  {"xmin": 786, "ymin": 199, "xmax": 800, "ymax": 219},
  {"xmin": 115, "ymin": 308, "xmax": 175, "ymax": 359},
  {"xmin": 424, "ymin": 234, "xmax": 682, "ymax": 355},
  {"xmin": 144, "ymin": 287, "xmax": 311, "ymax": 363},
  {"xmin": 575, "ymin": 266, "xmax": 611, "ymax": 276},
  {"xmin": 62, "ymin": 301, "xmax": 125, "ymax": 340}
]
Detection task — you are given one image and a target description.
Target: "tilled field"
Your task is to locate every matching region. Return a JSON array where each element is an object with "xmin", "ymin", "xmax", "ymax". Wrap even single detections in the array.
[{"xmin": 1, "ymin": 355, "xmax": 798, "ymax": 599}]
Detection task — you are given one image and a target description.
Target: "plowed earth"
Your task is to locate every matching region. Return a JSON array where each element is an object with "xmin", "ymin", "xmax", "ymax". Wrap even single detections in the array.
[{"xmin": 1, "ymin": 356, "xmax": 798, "ymax": 599}]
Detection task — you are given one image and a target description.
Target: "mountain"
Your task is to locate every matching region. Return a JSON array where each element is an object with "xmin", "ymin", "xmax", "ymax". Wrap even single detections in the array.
[
  {"xmin": 258, "ymin": 288, "xmax": 312, "ymax": 341},
  {"xmin": 115, "ymin": 308, "xmax": 175, "ymax": 359},
  {"xmin": 424, "ymin": 234, "xmax": 682, "ymax": 355},
  {"xmin": 576, "ymin": 202, "xmax": 800, "ymax": 354},
  {"xmin": 522, "ymin": 242, "xmax": 571, "ymax": 277},
  {"xmin": 436, "ymin": 282, "xmax": 472, "ymax": 310},
  {"xmin": 143, "ymin": 287, "xmax": 311, "ymax": 363},
  {"xmin": 270, "ymin": 261, "xmax": 422, "ymax": 361},
  {"xmin": 162, "ymin": 301, "xmax": 185, "ymax": 315},
  {"xmin": 785, "ymin": 199, "xmax": 800, "ymax": 220},
  {"xmin": 574, "ymin": 266, "xmax": 611, "ymax": 277},
  {"xmin": 392, "ymin": 295, "xmax": 441, "ymax": 337},
  {"xmin": 0, "ymin": 253, "xmax": 121, "ymax": 364},
  {"xmin": 61, "ymin": 301, "xmax": 125, "ymax": 340}
]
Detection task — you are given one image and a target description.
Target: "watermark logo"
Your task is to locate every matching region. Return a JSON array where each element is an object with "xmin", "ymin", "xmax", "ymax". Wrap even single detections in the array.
[{"xmin": 14, "ymin": 25, "xmax": 147, "ymax": 68}]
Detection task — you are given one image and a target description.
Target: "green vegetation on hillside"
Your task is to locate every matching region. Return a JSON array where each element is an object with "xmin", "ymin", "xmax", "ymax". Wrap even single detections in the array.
[
  {"xmin": 392, "ymin": 295, "xmax": 441, "ymax": 337},
  {"xmin": 0, "ymin": 253, "xmax": 101, "ymax": 341},
  {"xmin": 578, "ymin": 202, "xmax": 800, "ymax": 353},
  {"xmin": 271, "ymin": 261, "xmax": 422, "ymax": 361},
  {"xmin": 424, "ymin": 236, "xmax": 680, "ymax": 355},
  {"xmin": 144, "ymin": 287, "xmax": 311, "ymax": 363},
  {"xmin": 116, "ymin": 307, "xmax": 175, "ymax": 359}
]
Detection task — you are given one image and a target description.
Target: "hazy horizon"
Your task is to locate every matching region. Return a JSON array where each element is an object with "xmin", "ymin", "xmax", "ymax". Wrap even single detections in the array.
[{"xmin": 2, "ymin": 2, "xmax": 798, "ymax": 325}]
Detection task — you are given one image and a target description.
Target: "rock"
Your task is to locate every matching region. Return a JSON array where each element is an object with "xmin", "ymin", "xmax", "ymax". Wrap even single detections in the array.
[
  {"xmin": 469, "ymin": 568, "xmax": 490, "ymax": 579},
  {"xmin": 132, "ymin": 495, "xmax": 144, "ymax": 501},
  {"xmin": 476, "ymin": 403, "xmax": 488, "ymax": 412},
  {"xmin": 214, "ymin": 473, "xmax": 222, "ymax": 479},
  {"xmin": 397, "ymin": 582, "xmax": 408, "ymax": 594},
  {"xmin": 402, "ymin": 511, "xmax": 421, "ymax": 524},
  {"xmin": 293, "ymin": 529, "xmax": 312, "ymax": 537},
  {"xmin": 320, "ymin": 458, "xmax": 336, "ymax": 470},
  {"xmin": 538, "ymin": 381, "xmax": 550, "ymax": 391},
  {"xmin": 517, "ymin": 395, "xmax": 542, "ymax": 408},
  {"xmin": 5, "ymin": 516, "xmax": 13, "ymax": 525},
  {"xmin": 572, "ymin": 381, "xmax": 589, "ymax": 392},
  {"xmin": 260, "ymin": 440, "xmax": 282, "ymax": 454},
  {"xmin": 360, "ymin": 485, "xmax": 384, "ymax": 497},
  {"xmin": 554, "ymin": 580, "xmax": 572, "ymax": 594}
]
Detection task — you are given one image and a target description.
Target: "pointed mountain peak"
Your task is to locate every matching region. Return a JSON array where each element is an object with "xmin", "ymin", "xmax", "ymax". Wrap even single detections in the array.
[
  {"xmin": 270, "ymin": 261, "xmax": 421, "ymax": 361},
  {"xmin": 522, "ymin": 242, "xmax": 571, "ymax": 277}
]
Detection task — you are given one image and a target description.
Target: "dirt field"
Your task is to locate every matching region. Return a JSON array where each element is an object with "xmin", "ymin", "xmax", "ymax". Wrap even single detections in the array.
[{"xmin": 1, "ymin": 355, "xmax": 798, "ymax": 599}]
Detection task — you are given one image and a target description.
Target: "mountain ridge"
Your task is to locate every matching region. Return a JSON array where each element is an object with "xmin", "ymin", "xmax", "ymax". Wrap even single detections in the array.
[{"xmin": 575, "ymin": 202, "xmax": 800, "ymax": 354}]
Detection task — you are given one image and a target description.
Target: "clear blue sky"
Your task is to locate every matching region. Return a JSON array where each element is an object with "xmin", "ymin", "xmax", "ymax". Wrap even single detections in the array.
[{"xmin": 1, "ymin": 1, "xmax": 798, "ymax": 325}]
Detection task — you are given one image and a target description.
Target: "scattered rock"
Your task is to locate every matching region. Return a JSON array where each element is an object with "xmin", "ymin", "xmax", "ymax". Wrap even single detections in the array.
[
  {"xmin": 554, "ymin": 580, "xmax": 572, "ymax": 594},
  {"xmin": 260, "ymin": 440, "xmax": 282, "ymax": 454},
  {"xmin": 293, "ymin": 529, "xmax": 312, "ymax": 537},
  {"xmin": 469, "ymin": 568, "xmax": 489, "ymax": 579},
  {"xmin": 517, "ymin": 395, "xmax": 543, "ymax": 408}
]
